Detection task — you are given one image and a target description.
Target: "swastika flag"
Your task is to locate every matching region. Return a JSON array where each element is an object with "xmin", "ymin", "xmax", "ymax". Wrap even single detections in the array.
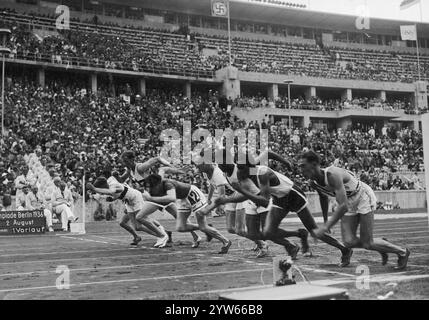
[{"xmin": 211, "ymin": 0, "xmax": 229, "ymax": 18}]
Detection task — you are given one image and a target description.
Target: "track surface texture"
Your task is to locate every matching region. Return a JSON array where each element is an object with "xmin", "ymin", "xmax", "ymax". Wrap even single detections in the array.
[{"xmin": 0, "ymin": 213, "xmax": 428, "ymax": 300}]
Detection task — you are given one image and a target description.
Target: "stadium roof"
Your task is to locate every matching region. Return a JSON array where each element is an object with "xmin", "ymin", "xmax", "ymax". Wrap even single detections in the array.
[{"xmin": 101, "ymin": 0, "xmax": 429, "ymax": 35}]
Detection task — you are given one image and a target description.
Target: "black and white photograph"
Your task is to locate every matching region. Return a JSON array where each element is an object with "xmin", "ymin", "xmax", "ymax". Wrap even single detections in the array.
[{"xmin": 0, "ymin": 0, "xmax": 428, "ymax": 304}]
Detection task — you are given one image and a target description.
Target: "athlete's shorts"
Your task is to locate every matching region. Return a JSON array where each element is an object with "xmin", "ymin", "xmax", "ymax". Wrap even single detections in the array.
[
  {"xmin": 271, "ymin": 186, "xmax": 308, "ymax": 214},
  {"xmin": 176, "ymin": 185, "xmax": 208, "ymax": 213},
  {"xmin": 344, "ymin": 182, "xmax": 377, "ymax": 216},
  {"xmin": 123, "ymin": 188, "xmax": 145, "ymax": 213},
  {"xmin": 225, "ymin": 202, "xmax": 244, "ymax": 212},
  {"xmin": 242, "ymin": 199, "xmax": 270, "ymax": 216},
  {"xmin": 223, "ymin": 191, "xmax": 244, "ymax": 212}
]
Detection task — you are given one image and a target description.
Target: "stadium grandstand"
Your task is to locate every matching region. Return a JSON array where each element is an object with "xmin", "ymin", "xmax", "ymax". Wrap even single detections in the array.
[{"xmin": 0, "ymin": 0, "xmax": 428, "ymax": 301}]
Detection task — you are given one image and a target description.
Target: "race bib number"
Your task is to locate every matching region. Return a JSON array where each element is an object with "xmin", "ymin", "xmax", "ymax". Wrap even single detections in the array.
[{"xmin": 188, "ymin": 190, "xmax": 201, "ymax": 206}]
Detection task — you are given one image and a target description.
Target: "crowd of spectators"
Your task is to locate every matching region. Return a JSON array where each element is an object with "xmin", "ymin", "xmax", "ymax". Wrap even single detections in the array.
[
  {"xmin": 0, "ymin": 77, "xmax": 425, "ymax": 213},
  {"xmin": 231, "ymin": 94, "xmax": 427, "ymax": 114},
  {"xmin": 1, "ymin": 8, "xmax": 428, "ymax": 85},
  {"xmin": 266, "ymin": 123, "xmax": 425, "ymax": 192},
  {"xmin": 0, "ymin": 8, "xmax": 427, "ymax": 217}
]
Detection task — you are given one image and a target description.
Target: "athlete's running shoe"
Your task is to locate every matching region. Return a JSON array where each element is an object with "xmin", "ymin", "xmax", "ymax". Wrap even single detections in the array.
[
  {"xmin": 394, "ymin": 248, "xmax": 410, "ymax": 270},
  {"xmin": 298, "ymin": 229, "xmax": 312, "ymax": 257},
  {"xmin": 167, "ymin": 231, "xmax": 173, "ymax": 244},
  {"xmin": 192, "ymin": 236, "xmax": 202, "ymax": 248},
  {"xmin": 339, "ymin": 248, "xmax": 353, "ymax": 267},
  {"xmin": 256, "ymin": 244, "xmax": 269, "ymax": 258},
  {"xmin": 130, "ymin": 236, "xmax": 142, "ymax": 246},
  {"xmin": 218, "ymin": 240, "xmax": 232, "ymax": 254},
  {"xmin": 287, "ymin": 244, "xmax": 300, "ymax": 260},
  {"xmin": 154, "ymin": 234, "xmax": 169, "ymax": 248}
]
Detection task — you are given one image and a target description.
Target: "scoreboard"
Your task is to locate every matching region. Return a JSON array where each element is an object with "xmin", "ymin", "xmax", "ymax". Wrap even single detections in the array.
[{"xmin": 0, "ymin": 210, "xmax": 47, "ymax": 235}]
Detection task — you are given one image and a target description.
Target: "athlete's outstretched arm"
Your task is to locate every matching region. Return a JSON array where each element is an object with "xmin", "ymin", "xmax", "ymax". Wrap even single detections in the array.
[
  {"xmin": 231, "ymin": 173, "xmax": 271, "ymax": 208},
  {"xmin": 207, "ymin": 184, "xmax": 216, "ymax": 203},
  {"xmin": 136, "ymin": 157, "xmax": 172, "ymax": 175},
  {"xmin": 312, "ymin": 181, "xmax": 329, "ymax": 220},
  {"xmin": 267, "ymin": 151, "xmax": 293, "ymax": 170},
  {"xmin": 217, "ymin": 191, "xmax": 247, "ymax": 205},
  {"xmin": 158, "ymin": 167, "xmax": 185, "ymax": 178},
  {"xmin": 86, "ymin": 183, "xmax": 120, "ymax": 197}
]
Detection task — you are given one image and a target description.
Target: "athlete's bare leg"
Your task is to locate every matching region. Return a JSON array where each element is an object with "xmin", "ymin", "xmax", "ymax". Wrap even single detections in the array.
[
  {"xmin": 298, "ymin": 208, "xmax": 348, "ymax": 253},
  {"xmin": 225, "ymin": 210, "xmax": 236, "ymax": 234},
  {"xmin": 263, "ymin": 206, "xmax": 302, "ymax": 257},
  {"xmin": 135, "ymin": 202, "xmax": 166, "ymax": 238},
  {"xmin": 195, "ymin": 211, "xmax": 230, "ymax": 249},
  {"xmin": 119, "ymin": 211, "xmax": 141, "ymax": 242},
  {"xmin": 341, "ymin": 212, "xmax": 408, "ymax": 268},
  {"xmin": 128, "ymin": 211, "xmax": 159, "ymax": 237},
  {"xmin": 176, "ymin": 209, "xmax": 200, "ymax": 233},
  {"xmin": 359, "ymin": 212, "xmax": 406, "ymax": 255},
  {"xmin": 166, "ymin": 205, "xmax": 201, "ymax": 244},
  {"xmin": 340, "ymin": 215, "xmax": 362, "ymax": 248},
  {"xmin": 246, "ymin": 212, "xmax": 269, "ymax": 257},
  {"xmin": 235, "ymin": 208, "xmax": 247, "ymax": 237}
]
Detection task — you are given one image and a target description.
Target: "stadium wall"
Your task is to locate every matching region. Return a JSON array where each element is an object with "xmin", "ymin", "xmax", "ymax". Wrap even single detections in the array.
[
  {"xmin": 10, "ymin": 190, "xmax": 425, "ymax": 222},
  {"xmin": 92, "ymin": 190, "xmax": 427, "ymax": 222},
  {"xmin": 0, "ymin": 0, "xmax": 179, "ymax": 32},
  {"xmin": 238, "ymin": 71, "xmax": 416, "ymax": 92},
  {"xmin": 231, "ymin": 107, "xmax": 422, "ymax": 129}
]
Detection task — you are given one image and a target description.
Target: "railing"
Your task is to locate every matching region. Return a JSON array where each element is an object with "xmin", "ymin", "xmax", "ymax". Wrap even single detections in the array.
[
  {"xmin": 233, "ymin": 102, "xmax": 420, "ymax": 114},
  {"xmin": 6, "ymin": 52, "xmax": 216, "ymax": 79}
]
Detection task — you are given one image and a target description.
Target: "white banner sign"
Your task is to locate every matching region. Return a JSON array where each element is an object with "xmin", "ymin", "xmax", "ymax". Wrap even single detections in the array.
[{"xmin": 400, "ymin": 25, "xmax": 417, "ymax": 41}]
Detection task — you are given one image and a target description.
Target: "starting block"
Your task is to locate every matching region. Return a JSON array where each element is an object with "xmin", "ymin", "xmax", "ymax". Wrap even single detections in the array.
[
  {"xmin": 220, "ymin": 255, "xmax": 348, "ymax": 300},
  {"xmin": 219, "ymin": 284, "xmax": 349, "ymax": 300}
]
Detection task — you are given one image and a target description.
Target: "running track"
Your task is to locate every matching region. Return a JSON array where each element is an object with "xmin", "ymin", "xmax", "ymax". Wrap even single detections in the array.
[{"xmin": 0, "ymin": 213, "xmax": 428, "ymax": 300}]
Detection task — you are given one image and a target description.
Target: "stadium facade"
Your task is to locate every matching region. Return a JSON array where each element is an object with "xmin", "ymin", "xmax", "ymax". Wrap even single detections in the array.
[{"xmin": 1, "ymin": 0, "xmax": 428, "ymax": 131}]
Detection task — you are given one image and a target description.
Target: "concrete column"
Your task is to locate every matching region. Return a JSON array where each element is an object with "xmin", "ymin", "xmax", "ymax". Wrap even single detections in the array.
[
  {"xmin": 89, "ymin": 73, "xmax": 97, "ymax": 93},
  {"xmin": 303, "ymin": 115, "xmax": 311, "ymax": 128},
  {"xmin": 304, "ymin": 86, "xmax": 316, "ymax": 100},
  {"xmin": 377, "ymin": 90, "xmax": 386, "ymax": 102},
  {"xmin": 414, "ymin": 119, "xmax": 421, "ymax": 131},
  {"xmin": 221, "ymin": 79, "xmax": 240, "ymax": 100},
  {"xmin": 267, "ymin": 84, "xmax": 279, "ymax": 101},
  {"xmin": 337, "ymin": 118, "xmax": 352, "ymax": 130},
  {"xmin": 217, "ymin": 66, "xmax": 241, "ymax": 100},
  {"xmin": 37, "ymin": 68, "xmax": 45, "ymax": 87},
  {"xmin": 341, "ymin": 88, "xmax": 352, "ymax": 101},
  {"xmin": 184, "ymin": 81, "xmax": 191, "ymax": 99},
  {"xmin": 139, "ymin": 78, "xmax": 146, "ymax": 96},
  {"xmin": 269, "ymin": 115, "xmax": 274, "ymax": 124},
  {"xmin": 414, "ymin": 81, "xmax": 428, "ymax": 111}
]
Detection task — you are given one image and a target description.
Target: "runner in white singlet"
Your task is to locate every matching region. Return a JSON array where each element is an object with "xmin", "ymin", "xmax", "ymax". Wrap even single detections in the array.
[
  {"xmin": 299, "ymin": 150, "xmax": 410, "ymax": 270},
  {"xmin": 86, "ymin": 176, "xmax": 170, "ymax": 247}
]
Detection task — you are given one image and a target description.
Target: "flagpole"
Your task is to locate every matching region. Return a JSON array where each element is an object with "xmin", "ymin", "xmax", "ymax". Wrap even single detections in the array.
[
  {"xmin": 417, "ymin": 0, "xmax": 423, "ymax": 81},
  {"xmin": 227, "ymin": 0, "xmax": 232, "ymax": 66},
  {"xmin": 415, "ymin": 24, "xmax": 421, "ymax": 82},
  {"xmin": 418, "ymin": 0, "xmax": 423, "ymax": 22}
]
